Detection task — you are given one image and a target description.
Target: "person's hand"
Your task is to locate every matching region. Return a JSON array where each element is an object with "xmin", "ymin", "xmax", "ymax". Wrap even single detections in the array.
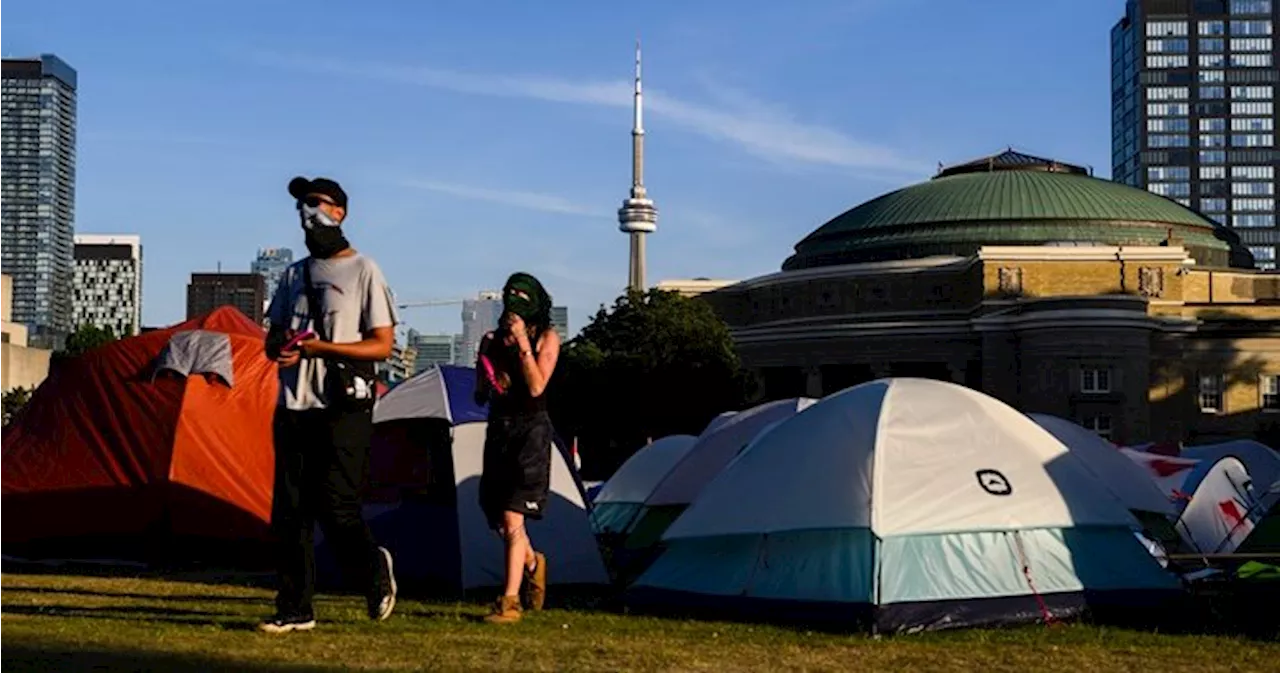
[
  {"xmin": 505, "ymin": 314, "xmax": 529, "ymax": 348},
  {"xmin": 275, "ymin": 349, "xmax": 301, "ymax": 368},
  {"xmin": 296, "ymin": 335, "xmax": 326, "ymax": 357}
]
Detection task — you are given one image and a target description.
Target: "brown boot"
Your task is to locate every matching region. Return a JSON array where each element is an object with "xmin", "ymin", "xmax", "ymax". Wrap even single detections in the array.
[
  {"xmin": 484, "ymin": 595, "xmax": 521, "ymax": 624},
  {"xmin": 523, "ymin": 552, "xmax": 547, "ymax": 611}
]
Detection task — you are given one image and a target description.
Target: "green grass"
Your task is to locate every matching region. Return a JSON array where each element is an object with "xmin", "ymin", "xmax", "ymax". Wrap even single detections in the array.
[{"xmin": 2, "ymin": 572, "xmax": 1276, "ymax": 672}]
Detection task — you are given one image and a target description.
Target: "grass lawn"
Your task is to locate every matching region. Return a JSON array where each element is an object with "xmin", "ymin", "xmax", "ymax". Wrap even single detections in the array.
[{"xmin": 2, "ymin": 572, "xmax": 1277, "ymax": 672}]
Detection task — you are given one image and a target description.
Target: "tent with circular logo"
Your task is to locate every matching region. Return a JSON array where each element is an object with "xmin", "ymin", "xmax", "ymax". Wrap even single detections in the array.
[{"xmin": 630, "ymin": 379, "xmax": 1181, "ymax": 633}]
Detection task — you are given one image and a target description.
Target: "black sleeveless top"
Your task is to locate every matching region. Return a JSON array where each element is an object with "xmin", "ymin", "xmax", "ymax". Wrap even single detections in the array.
[{"xmin": 483, "ymin": 331, "xmax": 548, "ymax": 418}]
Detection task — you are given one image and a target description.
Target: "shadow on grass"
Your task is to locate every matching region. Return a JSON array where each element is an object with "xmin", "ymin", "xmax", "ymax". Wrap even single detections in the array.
[
  {"xmin": 3, "ymin": 603, "xmax": 231, "ymax": 626},
  {"xmin": 1, "ymin": 645, "xmax": 335, "ymax": 673},
  {"xmin": 3, "ymin": 585, "xmax": 264, "ymax": 603}
]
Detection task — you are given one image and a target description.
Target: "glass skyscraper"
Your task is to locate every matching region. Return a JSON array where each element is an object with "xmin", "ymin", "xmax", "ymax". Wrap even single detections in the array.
[
  {"xmin": 2, "ymin": 54, "xmax": 78, "ymax": 348},
  {"xmin": 1112, "ymin": 1, "xmax": 1278, "ymax": 267}
]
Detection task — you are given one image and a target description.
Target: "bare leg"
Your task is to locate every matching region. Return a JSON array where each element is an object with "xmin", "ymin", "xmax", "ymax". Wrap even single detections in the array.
[{"xmin": 500, "ymin": 511, "xmax": 535, "ymax": 597}]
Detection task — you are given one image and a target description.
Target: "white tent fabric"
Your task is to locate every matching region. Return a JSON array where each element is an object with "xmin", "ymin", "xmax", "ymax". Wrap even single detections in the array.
[
  {"xmin": 1180, "ymin": 440, "xmax": 1280, "ymax": 496},
  {"xmin": 667, "ymin": 380, "xmax": 1137, "ymax": 541},
  {"xmin": 1176, "ymin": 456, "xmax": 1262, "ymax": 554},
  {"xmin": 591, "ymin": 435, "xmax": 699, "ymax": 536},
  {"xmin": 373, "ymin": 366, "xmax": 455, "ymax": 423},
  {"xmin": 351, "ymin": 365, "xmax": 609, "ymax": 589},
  {"xmin": 595, "ymin": 435, "xmax": 698, "ymax": 506},
  {"xmin": 1027, "ymin": 414, "xmax": 1176, "ymax": 517},
  {"xmin": 645, "ymin": 397, "xmax": 817, "ymax": 508},
  {"xmin": 635, "ymin": 379, "xmax": 1175, "ymax": 632},
  {"xmin": 450, "ymin": 424, "xmax": 609, "ymax": 588},
  {"xmin": 1120, "ymin": 449, "xmax": 1202, "ymax": 501}
]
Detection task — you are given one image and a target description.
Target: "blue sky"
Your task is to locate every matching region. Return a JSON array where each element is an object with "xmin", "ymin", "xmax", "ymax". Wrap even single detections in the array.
[{"xmin": 6, "ymin": 0, "xmax": 1120, "ymax": 336}]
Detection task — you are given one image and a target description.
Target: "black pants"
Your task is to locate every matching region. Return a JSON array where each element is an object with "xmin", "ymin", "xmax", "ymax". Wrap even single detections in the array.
[{"xmin": 271, "ymin": 407, "xmax": 381, "ymax": 615}]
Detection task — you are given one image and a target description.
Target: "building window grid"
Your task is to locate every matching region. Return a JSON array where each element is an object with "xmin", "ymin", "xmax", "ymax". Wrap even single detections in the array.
[
  {"xmin": 1081, "ymin": 367, "xmax": 1112, "ymax": 394},
  {"xmin": 1081, "ymin": 415, "xmax": 1114, "ymax": 439},
  {"xmin": 1199, "ymin": 374, "xmax": 1225, "ymax": 413},
  {"xmin": 1262, "ymin": 375, "xmax": 1280, "ymax": 411}
]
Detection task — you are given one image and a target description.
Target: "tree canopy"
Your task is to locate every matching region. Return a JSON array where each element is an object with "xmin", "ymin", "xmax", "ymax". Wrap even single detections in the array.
[
  {"xmin": 548, "ymin": 289, "xmax": 753, "ymax": 479},
  {"xmin": 2, "ymin": 386, "xmax": 32, "ymax": 427},
  {"xmin": 56, "ymin": 324, "xmax": 117, "ymax": 360}
]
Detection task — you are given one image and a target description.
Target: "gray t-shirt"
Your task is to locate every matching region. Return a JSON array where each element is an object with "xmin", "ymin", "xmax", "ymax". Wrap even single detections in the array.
[{"xmin": 266, "ymin": 253, "xmax": 399, "ymax": 410}]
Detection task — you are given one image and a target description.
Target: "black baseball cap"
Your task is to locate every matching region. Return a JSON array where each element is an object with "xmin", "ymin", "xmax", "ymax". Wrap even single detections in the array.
[{"xmin": 288, "ymin": 176, "xmax": 348, "ymax": 209}]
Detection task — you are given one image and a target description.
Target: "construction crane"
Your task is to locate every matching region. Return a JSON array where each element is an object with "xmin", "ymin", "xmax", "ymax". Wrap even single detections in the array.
[{"xmin": 396, "ymin": 298, "xmax": 467, "ymax": 310}]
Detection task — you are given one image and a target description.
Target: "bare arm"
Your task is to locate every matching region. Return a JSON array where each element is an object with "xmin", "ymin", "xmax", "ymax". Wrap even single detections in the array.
[
  {"xmin": 303, "ymin": 326, "xmax": 394, "ymax": 361},
  {"xmin": 516, "ymin": 329, "xmax": 560, "ymax": 398}
]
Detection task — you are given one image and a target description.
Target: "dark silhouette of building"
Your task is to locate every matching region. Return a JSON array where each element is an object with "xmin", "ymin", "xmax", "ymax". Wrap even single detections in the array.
[{"xmin": 186, "ymin": 273, "xmax": 265, "ymax": 324}]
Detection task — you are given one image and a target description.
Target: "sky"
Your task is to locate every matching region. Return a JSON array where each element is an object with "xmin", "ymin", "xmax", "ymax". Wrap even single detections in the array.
[{"xmin": 6, "ymin": 0, "xmax": 1122, "ymax": 336}]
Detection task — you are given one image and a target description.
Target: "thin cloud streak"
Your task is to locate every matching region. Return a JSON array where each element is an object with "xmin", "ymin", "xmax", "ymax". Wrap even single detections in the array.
[
  {"xmin": 236, "ymin": 49, "xmax": 927, "ymax": 174},
  {"xmin": 399, "ymin": 178, "xmax": 609, "ymax": 218}
]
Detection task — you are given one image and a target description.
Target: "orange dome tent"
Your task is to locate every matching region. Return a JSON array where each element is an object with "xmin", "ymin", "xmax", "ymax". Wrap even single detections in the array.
[{"xmin": 2, "ymin": 307, "xmax": 279, "ymax": 564}]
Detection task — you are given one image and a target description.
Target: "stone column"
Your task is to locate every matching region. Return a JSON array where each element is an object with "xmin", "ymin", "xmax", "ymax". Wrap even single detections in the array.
[{"xmin": 804, "ymin": 366, "xmax": 823, "ymax": 398}]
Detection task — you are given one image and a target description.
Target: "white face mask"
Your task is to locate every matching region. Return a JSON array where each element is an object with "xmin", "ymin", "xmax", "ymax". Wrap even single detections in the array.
[{"xmin": 299, "ymin": 202, "xmax": 340, "ymax": 230}]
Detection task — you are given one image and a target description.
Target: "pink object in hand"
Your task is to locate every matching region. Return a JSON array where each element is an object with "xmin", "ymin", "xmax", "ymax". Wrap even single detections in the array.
[
  {"xmin": 480, "ymin": 354, "xmax": 505, "ymax": 393},
  {"xmin": 283, "ymin": 329, "xmax": 316, "ymax": 352}
]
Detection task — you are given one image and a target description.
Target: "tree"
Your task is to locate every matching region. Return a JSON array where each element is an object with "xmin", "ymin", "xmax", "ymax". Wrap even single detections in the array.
[
  {"xmin": 54, "ymin": 324, "xmax": 117, "ymax": 363},
  {"xmin": 2, "ymin": 386, "xmax": 32, "ymax": 427},
  {"xmin": 548, "ymin": 289, "xmax": 753, "ymax": 479}
]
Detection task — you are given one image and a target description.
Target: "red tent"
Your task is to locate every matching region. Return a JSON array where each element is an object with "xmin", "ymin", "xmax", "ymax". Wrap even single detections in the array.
[{"xmin": 2, "ymin": 307, "xmax": 279, "ymax": 563}]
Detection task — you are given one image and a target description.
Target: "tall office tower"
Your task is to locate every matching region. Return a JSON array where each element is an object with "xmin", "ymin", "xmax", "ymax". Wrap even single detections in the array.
[
  {"xmin": 409, "ymin": 330, "xmax": 458, "ymax": 373},
  {"xmin": 251, "ymin": 247, "xmax": 294, "ymax": 300},
  {"xmin": 1, "ymin": 54, "xmax": 78, "ymax": 348},
  {"xmin": 186, "ymin": 272, "xmax": 266, "ymax": 323},
  {"xmin": 459, "ymin": 290, "xmax": 502, "ymax": 363},
  {"xmin": 550, "ymin": 305, "xmax": 570, "ymax": 341},
  {"xmin": 1112, "ymin": 0, "xmax": 1278, "ymax": 267},
  {"xmin": 72, "ymin": 234, "xmax": 143, "ymax": 337}
]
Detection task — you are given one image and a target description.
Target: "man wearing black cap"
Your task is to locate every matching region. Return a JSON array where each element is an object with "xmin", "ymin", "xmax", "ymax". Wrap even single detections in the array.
[{"xmin": 259, "ymin": 176, "xmax": 398, "ymax": 633}]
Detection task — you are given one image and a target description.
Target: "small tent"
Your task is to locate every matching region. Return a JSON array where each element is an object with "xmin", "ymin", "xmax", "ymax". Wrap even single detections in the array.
[
  {"xmin": 630, "ymin": 379, "xmax": 1180, "ymax": 633},
  {"xmin": 624, "ymin": 397, "xmax": 816, "ymax": 551},
  {"xmin": 1179, "ymin": 440, "xmax": 1280, "ymax": 498},
  {"xmin": 1028, "ymin": 414, "xmax": 1180, "ymax": 550},
  {"xmin": 318, "ymin": 365, "xmax": 609, "ymax": 595},
  {"xmin": 2, "ymin": 308, "xmax": 278, "ymax": 564},
  {"xmin": 1121, "ymin": 449, "xmax": 1202, "ymax": 503},
  {"xmin": 591, "ymin": 435, "xmax": 698, "ymax": 535},
  {"xmin": 1176, "ymin": 456, "xmax": 1280, "ymax": 554}
]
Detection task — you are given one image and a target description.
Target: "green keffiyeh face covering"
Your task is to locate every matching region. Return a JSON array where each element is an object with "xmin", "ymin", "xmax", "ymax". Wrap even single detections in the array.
[{"xmin": 503, "ymin": 273, "xmax": 547, "ymax": 322}]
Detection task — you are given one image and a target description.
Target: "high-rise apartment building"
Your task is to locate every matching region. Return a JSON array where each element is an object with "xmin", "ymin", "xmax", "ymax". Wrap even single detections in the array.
[
  {"xmin": 550, "ymin": 306, "xmax": 570, "ymax": 341},
  {"xmin": 252, "ymin": 248, "xmax": 293, "ymax": 300},
  {"xmin": 1, "ymin": 54, "xmax": 78, "ymax": 348},
  {"xmin": 186, "ymin": 272, "xmax": 266, "ymax": 323},
  {"xmin": 73, "ymin": 234, "xmax": 143, "ymax": 337},
  {"xmin": 1112, "ymin": 0, "xmax": 1279, "ymax": 267},
  {"xmin": 459, "ymin": 290, "xmax": 502, "ymax": 364}
]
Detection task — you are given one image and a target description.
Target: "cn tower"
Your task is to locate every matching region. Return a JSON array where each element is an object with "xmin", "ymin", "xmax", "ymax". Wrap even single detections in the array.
[{"xmin": 617, "ymin": 41, "xmax": 657, "ymax": 294}]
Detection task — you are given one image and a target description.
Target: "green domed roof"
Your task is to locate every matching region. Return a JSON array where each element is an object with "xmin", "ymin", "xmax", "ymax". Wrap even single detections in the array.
[{"xmin": 784, "ymin": 159, "xmax": 1251, "ymax": 270}]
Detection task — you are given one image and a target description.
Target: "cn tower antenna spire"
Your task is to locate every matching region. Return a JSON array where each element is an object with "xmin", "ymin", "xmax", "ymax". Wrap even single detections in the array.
[{"xmin": 618, "ymin": 38, "xmax": 658, "ymax": 294}]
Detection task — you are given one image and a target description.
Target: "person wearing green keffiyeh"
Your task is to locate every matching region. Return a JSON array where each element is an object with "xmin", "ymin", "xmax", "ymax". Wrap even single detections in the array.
[{"xmin": 474, "ymin": 272, "xmax": 561, "ymax": 623}]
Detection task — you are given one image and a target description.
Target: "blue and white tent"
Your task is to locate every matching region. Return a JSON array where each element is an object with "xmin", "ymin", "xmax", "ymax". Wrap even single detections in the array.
[
  {"xmin": 630, "ymin": 378, "xmax": 1181, "ymax": 633},
  {"xmin": 318, "ymin": 365, "xmax": 609, "ymax": 595},
  {"xmin": 591, "ymin": 434, "xmax": 698, "ymax": 535}
]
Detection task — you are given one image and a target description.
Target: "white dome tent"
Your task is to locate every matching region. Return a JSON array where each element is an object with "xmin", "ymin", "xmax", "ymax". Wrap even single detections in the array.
[
  {"xmin": 1176, "ymin": 456, "xmax": 1280, "ymax": 555},
  {"xmin": 1027, "ymin": 413, "xmax": 1181, "ymax": 556},
  {"xmin": 622, "ymin": 397, "xmax": 816, "ymax": 551},
  {"xmin": 591, "ymin": 435, "xmax": 698, "ymax": 535},
  {"xmin": 630, "ymin": 379, "xmax": 1181, "ymax": 633}
]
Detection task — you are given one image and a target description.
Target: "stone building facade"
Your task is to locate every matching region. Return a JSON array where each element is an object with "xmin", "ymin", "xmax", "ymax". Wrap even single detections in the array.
[{"xmin": 702, "ymin": 151, "xmax": 1280, "ymax": 446}]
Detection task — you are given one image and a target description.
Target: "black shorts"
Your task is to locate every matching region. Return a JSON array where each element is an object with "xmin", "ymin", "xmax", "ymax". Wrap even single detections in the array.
[{"xmin": 479, "ymin": 412, "xmax": 553, "ymax": 529}]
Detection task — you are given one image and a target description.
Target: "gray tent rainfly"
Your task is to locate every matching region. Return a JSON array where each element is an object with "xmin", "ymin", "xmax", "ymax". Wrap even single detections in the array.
[{"xmin": 154, "ymin": 330, "xmax": 236, "ymax": 387}]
